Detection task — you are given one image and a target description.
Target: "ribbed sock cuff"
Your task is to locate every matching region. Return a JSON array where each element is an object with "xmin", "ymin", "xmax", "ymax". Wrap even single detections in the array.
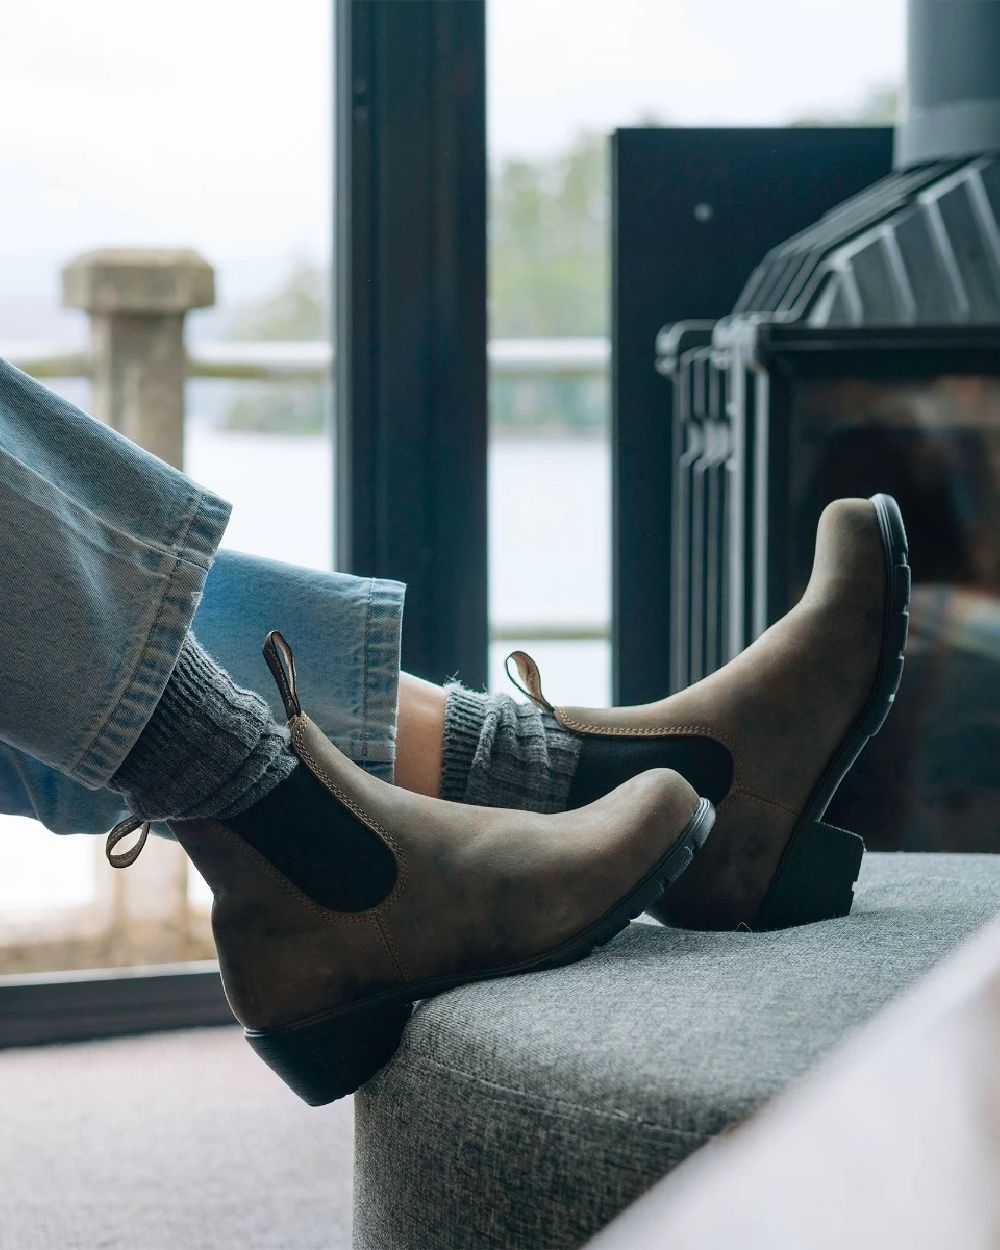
[
  {"xmin": 110, "ymin": 633, "xmax": 297, "ymax": 822},
  {"xmin": 441, "ymin": 685, "xmax": 582, "ymax": 814},
  {"xmin": 440, "ymin": 686, "xmax": 492, "ymax": 802}
]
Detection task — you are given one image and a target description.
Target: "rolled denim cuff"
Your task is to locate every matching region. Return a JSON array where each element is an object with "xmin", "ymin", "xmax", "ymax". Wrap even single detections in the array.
[{"xmin": 71, "ymin": 489, "xmax": 233, "ymax": 788}]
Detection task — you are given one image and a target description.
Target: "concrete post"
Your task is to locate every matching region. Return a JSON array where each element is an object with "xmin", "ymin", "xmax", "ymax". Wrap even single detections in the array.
[
  {"xmin": 62, "ymin": 249, "xmax": 216, "ymax": 965},
  {"xmin": 62, "ymin": 248, "xmax": 215, "ymax": 468}
]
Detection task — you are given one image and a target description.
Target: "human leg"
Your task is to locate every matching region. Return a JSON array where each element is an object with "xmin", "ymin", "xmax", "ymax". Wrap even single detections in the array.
[
  {"xmin": 0, "ymin": 357, "xmax": 229, "ymax": 785},
  {"xmin": 0, "ymin": 356, "xmax": 406, "ymax": 899},
  {"xmin": 0, "ymin": 361, "xmax": 714, "ymax": 1103},
  {"xmin": 394, "ymin": 673, "xmax": 446, "ymax": 797},
  {"xmin": 0, "ymin": 549, "xmax": 405, "ymax": 835},
  {"xmin": 144, "ymin": 632, "xmax": 712, "ymax": 1104}
]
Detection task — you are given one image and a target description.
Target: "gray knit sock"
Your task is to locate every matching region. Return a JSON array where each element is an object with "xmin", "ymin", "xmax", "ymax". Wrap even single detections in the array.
[
  {"xmin": 110, "ymin": 633, "xmax": 297, "ymax": 822},
  {"xmin": 440, "ymin": 686, "xmax": 582, "ymax": 813}
]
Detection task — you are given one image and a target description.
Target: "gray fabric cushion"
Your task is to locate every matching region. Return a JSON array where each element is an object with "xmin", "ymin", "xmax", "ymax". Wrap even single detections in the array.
[{"xmin": 353, "ymin": 853, "xmax": 1000, "ymax": 1250}]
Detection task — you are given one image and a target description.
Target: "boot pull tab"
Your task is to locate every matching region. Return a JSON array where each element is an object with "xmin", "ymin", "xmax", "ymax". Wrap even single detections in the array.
[
  {"xmin": 504, "ymin": 651, "xmax": 554, "ymax": 712},
  {"xmin": 106, "ymin": 815, "xmax": 150, "ymax": 869},
  {"xmin": 263, "ymin": 630, "xmax": 302, "ymax": 720}
]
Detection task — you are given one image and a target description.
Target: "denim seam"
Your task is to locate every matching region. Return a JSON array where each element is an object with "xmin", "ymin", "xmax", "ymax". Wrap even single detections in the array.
[
  {"xmin": 181, "ymin": 489, "xmax": 232, "ymax": 568},
  {"xmin": 350, "ymin": 578, "xmax": 404, "ymax": 780},
  {"xmin": 361, "ymin": 577, "xmax": 375, "ymax": 761},
  {"xmin": 70, "ymin": 491, "xmax": 228, "ymax": 787},
  {"xmin": 68, "ymin": 486, "xmax": 205, "ymax": 766},
  {"xmin": 72, "ymin": 574, "xmax": 191, "ymax": 783}
]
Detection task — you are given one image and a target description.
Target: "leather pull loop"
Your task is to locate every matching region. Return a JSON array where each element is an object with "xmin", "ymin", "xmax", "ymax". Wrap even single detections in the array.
[
  {"xmin": 263, "ymin": 630, "xmax": 302, "ymax": 720},
  {"xmin": 106, "ymin": 816, "xmax": 151, "ymax": 869},
  {"xmin": 504, "ymin": 651, "xmax": 554, "ymax": 712}
]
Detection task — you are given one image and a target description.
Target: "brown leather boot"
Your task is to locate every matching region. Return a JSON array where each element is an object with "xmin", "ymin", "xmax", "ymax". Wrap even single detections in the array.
[
  {"xmin": 507, "ymin": 494, "xmax": 910, "ymax": 932},
  {"xmin": 105, "ymin": 632, "xmax": 713, "ymax": 1105}
]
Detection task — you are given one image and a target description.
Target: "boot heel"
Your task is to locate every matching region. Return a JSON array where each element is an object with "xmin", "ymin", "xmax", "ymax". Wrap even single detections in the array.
[
  {"xmin": 755, "ymin": 819, "xmax": 865, "ymax": 931},
  {"xmin": 245, "ymin": 995, "xmax": 414, "ymax": 1106}
]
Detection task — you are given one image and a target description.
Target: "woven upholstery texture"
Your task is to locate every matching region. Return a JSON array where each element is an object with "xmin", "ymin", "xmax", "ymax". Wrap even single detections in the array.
[{"xmin": 354, "ymin": 853, "xmax": 1000, "ymax": 1250}]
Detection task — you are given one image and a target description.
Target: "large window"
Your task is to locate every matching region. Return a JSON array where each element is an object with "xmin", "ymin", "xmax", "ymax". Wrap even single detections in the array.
[{"xmin": 485, "ymin": 0, "xmax": 904, "ymax": 705}]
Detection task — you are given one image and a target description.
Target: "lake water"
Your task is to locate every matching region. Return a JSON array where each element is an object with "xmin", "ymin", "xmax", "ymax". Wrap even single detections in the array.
[{"xmin": 1, "ymin": 428, "xmax": 612, "ymax": 911}]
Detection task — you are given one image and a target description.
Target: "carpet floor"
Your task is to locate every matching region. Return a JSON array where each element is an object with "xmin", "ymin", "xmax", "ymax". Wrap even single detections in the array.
[{"xmin": 0, "ymin": 1026, "xmax": 354, "ymax": 1250}]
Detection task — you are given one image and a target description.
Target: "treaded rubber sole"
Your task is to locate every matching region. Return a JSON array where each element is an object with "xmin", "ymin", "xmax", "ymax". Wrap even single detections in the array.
[
  {"xmin": 246, "ymin": 796, "xmax": 715, "ymax": 1105},
  {"xmin": 754, "ymin": 493, "xmax": 910, "ymax": 931}
]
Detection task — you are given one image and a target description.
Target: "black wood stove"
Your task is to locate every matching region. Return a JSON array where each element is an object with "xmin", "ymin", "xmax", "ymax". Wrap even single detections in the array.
[{"xmin": 659, "ymin": 0, "xmax": 1000, "ymax": 852}]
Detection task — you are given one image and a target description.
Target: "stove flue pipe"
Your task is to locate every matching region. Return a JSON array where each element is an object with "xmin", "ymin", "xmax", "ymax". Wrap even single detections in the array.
[{"xmin": 895, "ymin": 0, "xmax": 1000, "ymax": 168}]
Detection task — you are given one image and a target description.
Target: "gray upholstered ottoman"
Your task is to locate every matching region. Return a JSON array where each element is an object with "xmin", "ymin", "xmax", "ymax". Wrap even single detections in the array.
[{"xmin": 353, "ymin": 853, "xmax": 1000, "ymax": 1250}]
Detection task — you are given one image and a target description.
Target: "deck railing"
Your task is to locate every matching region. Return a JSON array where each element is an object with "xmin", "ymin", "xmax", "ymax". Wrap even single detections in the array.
[
  {"xmin": 4, "ymin": 334, "xmax": 610, "ymax": 383},
  {"xmin": 2, "ymin": 249, "xmax": 611, "ymax": 647}
]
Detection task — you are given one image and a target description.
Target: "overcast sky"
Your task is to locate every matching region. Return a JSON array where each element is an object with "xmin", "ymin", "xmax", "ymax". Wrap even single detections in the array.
[{"xmin": 0, "ymin": 0, "xmax": 904, "ymax": 339}]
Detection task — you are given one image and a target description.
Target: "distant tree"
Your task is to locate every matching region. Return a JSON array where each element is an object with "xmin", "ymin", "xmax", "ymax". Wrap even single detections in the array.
[
  {"xmin": 228, "ymin": 257, "xmax": 327, "ymax": 340},
  {"xmin": 221, "ymin": 94, "xmax": 897, "ymax": 436},
  {"xmin": 793, "ymin": 83, "xmax": 899, "ymax": 127},
  {"xmin": 853, "ymin": 84, "xmax": 899, "ymax": 124},
  {"xmin": 488, "ymin": 130, "xmax": 610, "ymax": 433},
  {"xmin": 222, "ymin": 133, "xmax": 613, "ymax": 433},
  {"xmin": 489, "ymin": 131, "xmax": 607, "ymax": 338},
  {"xmin": 221, "ymin": 258, "xmax": 328, "ymax": 433}
]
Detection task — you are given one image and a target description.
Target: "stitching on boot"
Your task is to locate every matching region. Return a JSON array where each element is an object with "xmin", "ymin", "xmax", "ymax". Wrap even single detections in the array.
[
  {"xmin": 375, "ymin": 915, "xmax": 409, "ymax": 983},
  {"xmin": 554, "ymin": 713, "xmax": 734, "ymax": 751},
  {"xmin": 731, "ymin": 786, "xmax": 799, "ymax": 817},
  {"xmin": 555, "ymin": 715, "xmax": 747, "ymax": 797}
]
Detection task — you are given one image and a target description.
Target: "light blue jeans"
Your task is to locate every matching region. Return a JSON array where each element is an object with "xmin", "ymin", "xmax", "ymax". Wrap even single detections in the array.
[{"xmin": 0, "ymin": 358, "xmax": 405, "ymax": 835}]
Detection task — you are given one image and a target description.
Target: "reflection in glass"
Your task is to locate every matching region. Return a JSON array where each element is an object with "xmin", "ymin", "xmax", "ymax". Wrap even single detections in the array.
[{"xmin": 790, "ymin": 376, "xmax": 1000, "ymax": 852}]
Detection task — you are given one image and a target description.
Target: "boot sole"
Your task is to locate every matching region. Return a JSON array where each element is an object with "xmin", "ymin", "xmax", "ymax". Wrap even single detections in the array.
[
  {"xmin": 245, "ymin": 796, "xmax": 715, "ymax": 1105},
  {"xmin": 753, "ymin": 493, "xmax": 910, "ymax": 930}
]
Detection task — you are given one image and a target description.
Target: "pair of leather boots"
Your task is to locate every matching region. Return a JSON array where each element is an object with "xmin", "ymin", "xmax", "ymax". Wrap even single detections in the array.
[{"xmin": 108, "ymin": 496, "xmax": 910, "ymax": 1105}]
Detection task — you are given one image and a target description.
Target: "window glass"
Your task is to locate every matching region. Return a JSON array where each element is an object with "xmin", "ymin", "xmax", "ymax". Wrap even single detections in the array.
[
  {"xmin": 0, "ymin": 0, "xmax": 332, "ymax": 964},
  {"xmin": 486, "ymin": 0, "xmax": 904, "ymax": 703}
]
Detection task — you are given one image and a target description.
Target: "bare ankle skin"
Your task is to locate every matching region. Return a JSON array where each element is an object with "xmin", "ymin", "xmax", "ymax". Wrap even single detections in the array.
[{"xmin": 394, "ymin": 673, "xmax": 447, "ymax": 796}]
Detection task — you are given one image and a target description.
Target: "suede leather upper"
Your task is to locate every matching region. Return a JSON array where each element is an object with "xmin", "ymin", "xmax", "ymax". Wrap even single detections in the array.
[
  {"xmin": 523, "ymin": 499, "xmax": 890, "ymax": 930},
  {"xmin": 172, "ymin": 713, "xmax": 700, "ymax": 1031}
]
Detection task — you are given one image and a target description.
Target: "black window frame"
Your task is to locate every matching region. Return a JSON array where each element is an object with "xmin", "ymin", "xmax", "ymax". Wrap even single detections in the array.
[{"xmin": 335, "ymin": 0, "xmax": 488, "ymax": 688}]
